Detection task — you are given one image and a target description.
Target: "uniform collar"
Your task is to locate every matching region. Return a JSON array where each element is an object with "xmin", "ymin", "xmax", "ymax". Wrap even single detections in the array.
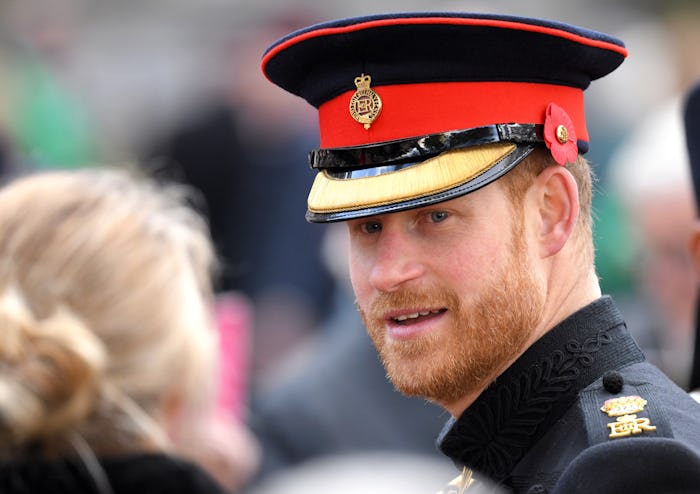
[{"xmin": 437, "ymin": 296, "xmax": 644, "ymax": 483}]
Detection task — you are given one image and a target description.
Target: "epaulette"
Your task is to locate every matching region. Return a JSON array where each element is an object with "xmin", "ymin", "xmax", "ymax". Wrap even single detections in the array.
[{"xmin": 578, "ymin": 369, "xmax": 671, "ymax": 446}]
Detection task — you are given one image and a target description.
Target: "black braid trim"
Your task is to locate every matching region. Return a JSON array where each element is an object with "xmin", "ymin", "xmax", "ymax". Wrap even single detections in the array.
[{"xmin": 437, "ymin": 296, "xmax": 644, "ymax": 482}]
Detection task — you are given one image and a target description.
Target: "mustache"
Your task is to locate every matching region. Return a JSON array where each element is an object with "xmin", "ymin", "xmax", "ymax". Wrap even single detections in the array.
[{"xmin": 358, "ymin": 287, "xmax": 461, "ymax": 319}]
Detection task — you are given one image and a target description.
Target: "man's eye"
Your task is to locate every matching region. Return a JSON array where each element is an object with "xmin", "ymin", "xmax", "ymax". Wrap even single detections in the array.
[
  {"xmin": 362, "ymin": 221, "xmax": 382, "ymax": 234},
  {"xmin": 430, "ymin": 211, "xmax": 449, "ymax": 223}
]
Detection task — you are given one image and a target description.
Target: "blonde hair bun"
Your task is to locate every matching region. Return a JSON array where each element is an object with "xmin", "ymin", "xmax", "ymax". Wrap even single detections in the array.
[{"xmin": 0, "ymin": 285, "xmax": 106, "ymax": 447}]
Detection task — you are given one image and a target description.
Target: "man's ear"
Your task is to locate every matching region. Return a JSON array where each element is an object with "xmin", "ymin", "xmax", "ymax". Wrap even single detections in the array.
[
  {"xmin": 688, "ymin": 221, "xmax": 700, "ymax": 277},
  {"xmin": 531, "ymin": 165, "xmax": 580, "ymax": 258}
]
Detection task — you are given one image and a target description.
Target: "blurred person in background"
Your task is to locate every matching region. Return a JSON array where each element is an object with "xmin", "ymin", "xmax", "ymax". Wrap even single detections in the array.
[
  {"xmin": 0, "ymin": 0, "xmax": 100, "ymax": 171},
  {"xmin": 140, "ymin": 13, "xmax": 337, "ymax": 393},
  {"xmin": 606, "ymin": 96, "xmax": 697, "ymax": 389},
  {"xmin": 0, "ymin": 168, "xmax": 259, "ymax": 493}
]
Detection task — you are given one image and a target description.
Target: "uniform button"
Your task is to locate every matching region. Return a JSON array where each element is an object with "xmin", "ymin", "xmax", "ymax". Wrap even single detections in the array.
[{"xmin": 602, "ymin": 370, "xmax": 624, "ymax": 394}]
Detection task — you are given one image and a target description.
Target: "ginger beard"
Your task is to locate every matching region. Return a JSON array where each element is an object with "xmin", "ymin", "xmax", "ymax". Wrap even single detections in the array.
[{"xmin": 358, "ymin": 214, "xmax": 545, "ymax": 406}]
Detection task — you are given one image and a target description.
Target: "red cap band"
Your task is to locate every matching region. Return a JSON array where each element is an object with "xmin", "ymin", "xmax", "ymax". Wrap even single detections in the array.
[{"xmin": 318, "ymin": 81, "xmax": 586, "ymax": 148}]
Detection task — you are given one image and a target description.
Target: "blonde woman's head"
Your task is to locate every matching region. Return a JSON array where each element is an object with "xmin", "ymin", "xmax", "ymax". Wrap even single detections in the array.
[{"xmin": 0, "ymin": 167, "xmax": 218, "ymax": 458}]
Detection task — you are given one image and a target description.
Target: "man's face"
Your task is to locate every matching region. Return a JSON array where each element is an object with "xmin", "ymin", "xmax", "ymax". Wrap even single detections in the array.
[{"xmin": 347, "ymin": 181, "xmax": 545, "ymax": 410}]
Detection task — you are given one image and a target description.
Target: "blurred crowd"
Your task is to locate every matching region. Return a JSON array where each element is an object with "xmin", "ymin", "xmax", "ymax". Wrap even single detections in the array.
[{"xmin": 1, "ymin": 0, "xmax": 700, "ymax": 492}]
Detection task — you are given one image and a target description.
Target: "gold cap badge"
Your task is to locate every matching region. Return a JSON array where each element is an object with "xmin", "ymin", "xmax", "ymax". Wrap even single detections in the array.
[{"xmin": 349, "ymin": 73, "xmax": 382, "ymax": 129}]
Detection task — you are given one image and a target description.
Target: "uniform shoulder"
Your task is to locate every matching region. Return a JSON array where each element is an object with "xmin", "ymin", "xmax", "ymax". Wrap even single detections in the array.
[
  {"xmin": 575, "ymin": 363, "xmax": 700, "ymax": 447},
  {"xmin": 551, "ymin": 437, "xmax": 700, "ymax": 493}
]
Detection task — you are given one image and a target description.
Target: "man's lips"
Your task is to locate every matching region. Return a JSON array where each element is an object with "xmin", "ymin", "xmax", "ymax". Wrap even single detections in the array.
[
  {"xmin": 382, "ymin": 308, "xmax": 447, "ymax": 340},
  {"xmin": 388, "ymin": 308, "xmax": 447, "ymax": 325}
]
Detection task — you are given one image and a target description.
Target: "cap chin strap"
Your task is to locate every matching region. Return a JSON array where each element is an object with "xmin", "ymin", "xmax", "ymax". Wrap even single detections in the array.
[{"xmin": 309, "ymin": 123, "xmax": 543, "ymax": 173}]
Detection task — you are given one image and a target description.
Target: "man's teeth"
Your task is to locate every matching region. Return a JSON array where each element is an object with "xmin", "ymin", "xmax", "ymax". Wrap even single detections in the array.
[{"xmin": 394, "ymin": 310, "xmax": 441, "ymax": 322}]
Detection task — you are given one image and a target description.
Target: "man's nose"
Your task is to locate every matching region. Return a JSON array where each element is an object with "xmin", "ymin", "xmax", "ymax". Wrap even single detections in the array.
[{"xmin": 368, "ymin": 230, "xmax": 425, "ymax": 292}]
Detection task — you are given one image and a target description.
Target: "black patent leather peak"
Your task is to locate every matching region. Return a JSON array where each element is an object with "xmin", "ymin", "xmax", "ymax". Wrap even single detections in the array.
[{"xmin": 308, "ymin": 123, "xmax": 543, "ymax": 171}]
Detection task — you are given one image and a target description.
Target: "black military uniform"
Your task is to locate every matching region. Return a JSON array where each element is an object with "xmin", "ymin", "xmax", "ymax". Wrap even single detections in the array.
[
  {"xmin": 438, "ymin": 296, "xmax": 700, "ymax": 492},
  {"xmin": 261, "ymin": 12, "xmax": 700, "ymax": 493}
]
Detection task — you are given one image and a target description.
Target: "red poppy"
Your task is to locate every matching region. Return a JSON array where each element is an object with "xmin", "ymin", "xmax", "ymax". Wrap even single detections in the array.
[{"xmin": 544, "ymin": 103, "xmax": 578, "ymax": 165}]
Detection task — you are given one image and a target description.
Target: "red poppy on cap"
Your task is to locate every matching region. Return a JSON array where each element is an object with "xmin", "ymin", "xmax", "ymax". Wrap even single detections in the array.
[{"xmin": 544, "ymin": 103, "xmax": 579, "ymax": 165}]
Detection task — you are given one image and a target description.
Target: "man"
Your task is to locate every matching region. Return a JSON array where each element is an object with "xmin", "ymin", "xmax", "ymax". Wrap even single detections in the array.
[{"xmin": 261, "ymin": 12, "xmax": 700, "ymax": 492}]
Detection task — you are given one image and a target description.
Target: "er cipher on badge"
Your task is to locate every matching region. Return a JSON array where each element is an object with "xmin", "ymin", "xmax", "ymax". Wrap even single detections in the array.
[
  {"xmin": 601, "ymin": 395, "xmax": 656, "ymax": 439},
  {"xmin": 349, "ymin": 73, "xmax": 382, "ymax": 129}
]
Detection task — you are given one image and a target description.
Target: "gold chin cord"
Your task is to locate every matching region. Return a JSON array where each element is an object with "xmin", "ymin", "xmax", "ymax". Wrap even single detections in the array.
[{"xmin": 437, "ymin": 466, "xmax": 476, "ymax": 494}]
